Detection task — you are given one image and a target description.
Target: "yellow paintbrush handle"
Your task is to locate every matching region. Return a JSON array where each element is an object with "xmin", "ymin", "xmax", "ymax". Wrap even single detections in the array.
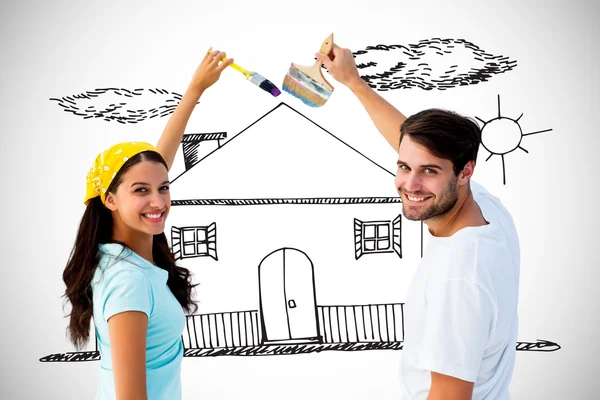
[
  {"xmin": 225, "ymin": 59, "xmax": 248, "ymax": 75},
  {"xmin": 208, "ymin": 50, "xmax": 250, "ymax": 77}
]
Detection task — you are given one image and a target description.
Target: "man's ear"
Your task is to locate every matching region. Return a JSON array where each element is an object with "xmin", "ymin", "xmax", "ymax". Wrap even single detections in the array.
[
  {"xmin": 459, "ymin": 161, "xmax": 475, "ymax": 185},
  {"xmin": 104, "ymin": 192, "xmax": 118, "ymax": 211}
]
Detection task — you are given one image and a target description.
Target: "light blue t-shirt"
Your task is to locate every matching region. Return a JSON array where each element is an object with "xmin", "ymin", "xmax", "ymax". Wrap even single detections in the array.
[{"xmin": 92, "ymin": 243, "xmax": 186, "ymax": 400}]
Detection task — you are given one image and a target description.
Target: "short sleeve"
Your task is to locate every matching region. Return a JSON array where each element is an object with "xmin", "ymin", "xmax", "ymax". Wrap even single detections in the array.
[
  {"xmin": 418, "ymin": 278, "xmax": 495, "ymax": 382},
  {"xmin": 100, "ymin": 265, "xmax": 153, "ymax": 322}
]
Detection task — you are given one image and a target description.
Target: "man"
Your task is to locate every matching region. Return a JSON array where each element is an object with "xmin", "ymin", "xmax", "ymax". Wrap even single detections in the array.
[{"xmin": 318, "ymin": 45, "xmax": 520, "ymax": 400}]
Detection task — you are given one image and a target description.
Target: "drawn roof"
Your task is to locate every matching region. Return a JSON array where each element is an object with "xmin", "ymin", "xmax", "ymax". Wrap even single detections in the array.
[{"xmin": 170, "ymin": 102, "xmax": 400, "ymax": 201}]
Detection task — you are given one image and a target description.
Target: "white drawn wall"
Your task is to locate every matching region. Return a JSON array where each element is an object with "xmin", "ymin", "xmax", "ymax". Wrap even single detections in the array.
[{"xmin": 2, "ymin": 0, "xmax": 598, "ymax": 398}]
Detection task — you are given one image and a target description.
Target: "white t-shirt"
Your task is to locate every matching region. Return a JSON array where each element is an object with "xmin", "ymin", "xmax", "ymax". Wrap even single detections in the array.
[{"xmin": 400, "ymin": 180, "xmax": 520, "ymax": 399}]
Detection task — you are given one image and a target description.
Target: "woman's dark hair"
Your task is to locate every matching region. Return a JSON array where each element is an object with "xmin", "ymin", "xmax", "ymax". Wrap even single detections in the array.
[
  {"xmin": 399, "ymin": 109, "xmax": 482, "ymax": 176},
  {"xmin": 62, "ymin": 150, "xmax": 197, "ymax": 350}
]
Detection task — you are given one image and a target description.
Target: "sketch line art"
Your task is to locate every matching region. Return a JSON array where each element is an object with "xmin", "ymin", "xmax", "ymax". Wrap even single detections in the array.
[
  {"xmin": 42, "ymin": 101, "xmax": 557, "ymax": 363},
  {"xmin": 354, "ymin": 216, "xmax": 402, "ymax": 259},
  {"xmin": 173, "ymin": 102, "xmax": 395, "ymax": 184},
  {"xmin": 476, "ymin": 95, "xmax": 552, "ymax": 185},
  {"xmin": 169, "ymin": 102, "xmax": 289, "ymax": 183},
  {"xmin": 49, "ymin": 88, "xmax": 191, "ymax": 124},
  {"xmin": 515, "ymin": 339, "xmax": 561, "ymax": 352},
  {"xmin": 183, "ymin": 341, "xmax": 403, "ymax": 357},
  {"xmin": 259, "ymin": 248, "xmax": 322, "ymax": 345},
  {"xmin": 181, "ymin": 132, "xmax": 227, "ymax": 171},
  {"xmin": 347, "ymin": 38, "xmax": 516, "ymax": 91},
  {"xmin": 170, "ymin": 197, "xmax": 403, "ymax": 206},
  {"xmin": 172, "ymin": 224, "xmax": 218, "ymax": 261},
  {"xmin": 39, "ymin": 329, "xmax": 559, "ymax": 362},
  {"xmin": 40, "ymin": 351, "xmax": 100, "ymax": 363},
  {"xmin": 50, "ymin": 39, "xmax": 514, "ymax": 122},
  {"xmin": 420, "ymin": 222, "xmax": 423, "ymax": 258}
]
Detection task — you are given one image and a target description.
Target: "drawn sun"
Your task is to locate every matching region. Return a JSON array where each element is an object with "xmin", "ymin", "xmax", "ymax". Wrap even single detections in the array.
[{"xmin": 476, "ymin": 95, "xmax": 552, "ymax": 185}]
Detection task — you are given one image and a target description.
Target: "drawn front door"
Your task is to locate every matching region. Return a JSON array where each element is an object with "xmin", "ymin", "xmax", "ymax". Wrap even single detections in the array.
[{"xmin": 258, "ymin": 248, "xmax": 320, "ymax": 344}]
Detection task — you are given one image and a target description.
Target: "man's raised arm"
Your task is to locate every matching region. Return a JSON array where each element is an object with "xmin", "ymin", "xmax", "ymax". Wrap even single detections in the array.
[{"xmin": 318, "ymin": 44, "xmax": 407, "ymax": 152}]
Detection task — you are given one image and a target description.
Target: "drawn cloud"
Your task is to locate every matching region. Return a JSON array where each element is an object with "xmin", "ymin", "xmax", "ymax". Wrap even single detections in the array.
[
  {"xmin": 49, "ymin": 88, "xmax": 187, "ymax": 124},
  {"xmin": 50, "ymin": 38, "xmax": 514, "ymax": 123},
  {"xmin": 351, "ymin": 38, "xmax": 517, "ymax": 91}
]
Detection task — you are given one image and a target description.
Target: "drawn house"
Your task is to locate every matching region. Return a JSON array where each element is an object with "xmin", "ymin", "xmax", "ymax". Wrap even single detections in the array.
[
  {"xmin": 166, "ymin": 102, "xmax": 425, "ymax": 356},
  {"xmin": 38, "ymin": 102, "xmax": 562, "ymax": 363}
]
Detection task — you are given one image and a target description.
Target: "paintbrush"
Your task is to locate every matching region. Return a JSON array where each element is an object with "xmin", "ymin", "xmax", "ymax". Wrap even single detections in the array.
[
  {"xmin": 282, "ymin": 33, "xmax": 335, "ymax": 107},
  {"xmin": 214, "ymin": 52, "xmax": 281, "ymax": 97}
]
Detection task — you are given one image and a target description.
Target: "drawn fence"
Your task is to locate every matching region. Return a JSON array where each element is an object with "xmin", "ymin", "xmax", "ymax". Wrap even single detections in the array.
[
  {"xmin": 181, "ymin": 303, "xmax": 404, "ymax": 350},
  {"xmin": 182, "ymin": 310, "xmax": 261, "ymax": 349},
  {"xmin": 319, "ymin": 303, "xmax": 404, "ymax": 344}
]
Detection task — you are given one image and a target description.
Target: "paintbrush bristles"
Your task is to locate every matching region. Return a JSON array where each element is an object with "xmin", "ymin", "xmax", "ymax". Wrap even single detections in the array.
[
  {"xmin": 282, "ymin": 64, "xmax": 333, "ymax": 107},
  {"xmin": 282, "ymin": 75, "xmax": 328, "ymax": 107}
]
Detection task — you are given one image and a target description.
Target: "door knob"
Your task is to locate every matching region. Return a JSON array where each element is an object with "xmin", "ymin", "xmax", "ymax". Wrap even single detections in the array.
[{"xmin": 288, "ymin": 299, "xmax": 297, "ymax": 308}]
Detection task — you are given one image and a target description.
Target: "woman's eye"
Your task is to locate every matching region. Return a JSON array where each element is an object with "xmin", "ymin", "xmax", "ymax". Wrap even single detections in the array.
[
  {"xmin": 160, "ymin": 186, "xmax": 170, "ymax": 191},
  {"xmin": 135, "ymin": 187, "xmax": 148, "ymax": 193}
]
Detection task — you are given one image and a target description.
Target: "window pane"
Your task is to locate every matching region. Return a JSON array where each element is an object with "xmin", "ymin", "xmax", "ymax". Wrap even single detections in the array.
[
  {"xmin": 364, "ymin": 240, "xmax": 375, "ymax": 251},
  {"xmin": 378, "ymin": 240, "xmax": 390, "ymax": 250},
  {"xmin": 364, "ymin": 225, "xmax": 376, "ymax": 238},
  {"xmin": 184, "ymin": 244, "xmax": 195, "ymax": 256},
  {"xmin": 197, "ymin": 229, "xmax": 207, "ymax": 241},
  {"xmin": 378, "ymin": 224, "xmax": 389, "ymax": 238},
  {"xmin": 183, "ymin": 229, "xmax": 195, "ymax": 243},
  {"xmin": 197, "ymin": 243, "xmax": 208, "ymax": 254}
]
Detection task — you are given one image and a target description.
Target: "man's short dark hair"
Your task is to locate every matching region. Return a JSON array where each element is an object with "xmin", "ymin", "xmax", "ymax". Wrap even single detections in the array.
[{"xmin": 399, "ymin": 109, "xmax": 482, "ymax": 176}]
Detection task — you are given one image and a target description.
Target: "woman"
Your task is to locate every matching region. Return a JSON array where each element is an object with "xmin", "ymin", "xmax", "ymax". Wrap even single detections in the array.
[{"xmin": 62, "ymin": 48, "xmax": 233, "ymax": 400}]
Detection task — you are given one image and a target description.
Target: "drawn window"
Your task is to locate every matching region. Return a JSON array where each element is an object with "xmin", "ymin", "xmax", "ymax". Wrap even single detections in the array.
[
  {"xmin": 354, "ymin": 215, "xmax": 402, "ymax": 260},
  {"xmin": 171, "ymin": 223, "xmax": 217, "ymax": 261}
]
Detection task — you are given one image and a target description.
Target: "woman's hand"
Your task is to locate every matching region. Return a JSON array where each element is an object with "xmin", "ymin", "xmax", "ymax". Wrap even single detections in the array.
[
  {"xmin": 157, "ymin": 47, "xmax": 233, "ymax": 171},
  {"xmin": 188, "ymin": 48, "xmax": 234, "ymax": 94}
]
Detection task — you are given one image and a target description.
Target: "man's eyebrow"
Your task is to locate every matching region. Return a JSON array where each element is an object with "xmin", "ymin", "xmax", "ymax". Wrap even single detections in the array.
[
  {"xmin": 397, "ymin": 160, "xmax": 443, "ymax": 170},
  {"xmin": 420, "ymin": 164, "xmax": 443, "ymax": 170}
]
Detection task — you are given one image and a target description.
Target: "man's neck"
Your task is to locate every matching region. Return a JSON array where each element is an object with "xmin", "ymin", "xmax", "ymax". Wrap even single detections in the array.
[{"xmin": 426, "ymin": 185, "xmax": 488, "ymax": 237}]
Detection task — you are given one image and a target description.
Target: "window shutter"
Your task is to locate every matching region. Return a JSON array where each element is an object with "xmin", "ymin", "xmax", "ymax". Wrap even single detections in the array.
[
  {"xmin": 207, "ymin": 222, "xmax": 218, "ymax": 261},
  {"xmin": 354, "ymin": 218, "xmax": 364, "ymax": 260},
  {"xmin": 392, "ymin": 214, "xmax": 402, "ymax": 258},
  {"xmin": 171, "ymin": 226, "xmax": 182, "ymax": 260}
]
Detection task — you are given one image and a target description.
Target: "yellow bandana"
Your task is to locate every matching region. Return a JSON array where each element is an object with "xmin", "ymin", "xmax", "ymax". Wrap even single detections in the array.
[{"xmin": 84, "ymin": 142, "xmax": 158, "ymax": 205}]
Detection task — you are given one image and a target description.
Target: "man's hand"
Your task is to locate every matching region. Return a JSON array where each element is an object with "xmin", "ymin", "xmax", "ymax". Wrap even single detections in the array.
[
  {"xmin": 316, "ymin": 44, "xmax": 365, "ymax": 91},
  {"xmin": 315, "ymin": 41, "xmax": 406, "ymax": 151}
]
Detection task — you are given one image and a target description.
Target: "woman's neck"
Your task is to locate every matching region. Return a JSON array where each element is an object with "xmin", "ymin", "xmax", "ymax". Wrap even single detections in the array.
[{"xmin": 111, "ymin": 223, "xmax": 155, "ymax": 265}]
